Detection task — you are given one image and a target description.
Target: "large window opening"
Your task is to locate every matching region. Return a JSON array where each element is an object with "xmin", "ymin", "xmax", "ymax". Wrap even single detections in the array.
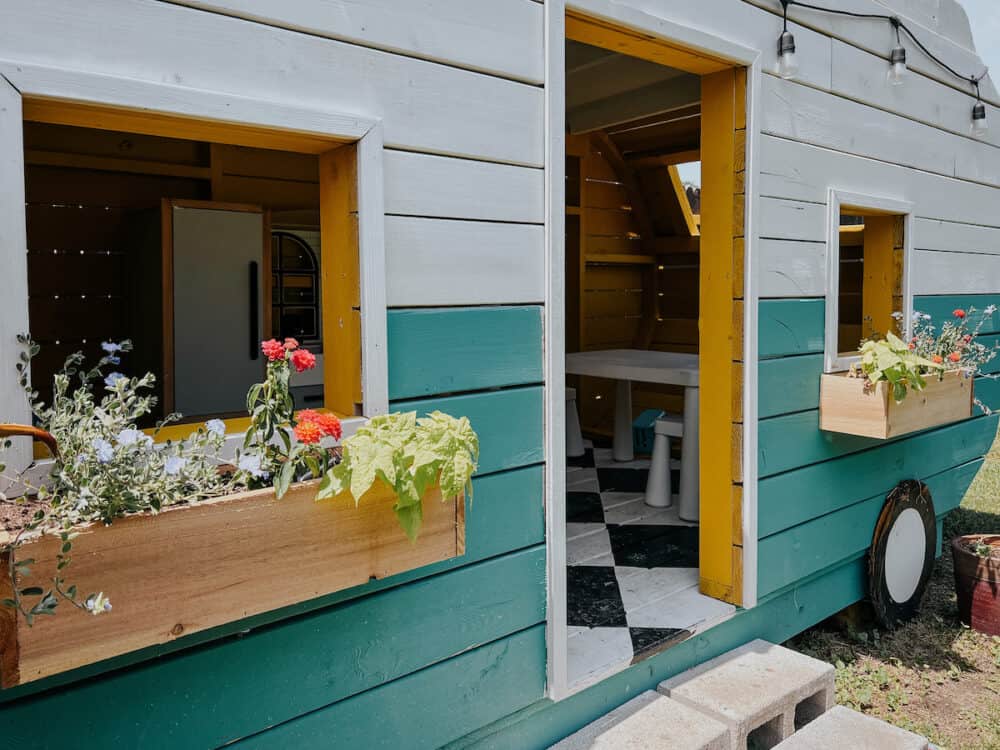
[
  {"xmin": 21, "ymin": 108, "xmax": 360, "ymax": 430},
  {"xmin": 561, "ymin": 17, "xmax": 746, "ymax": 692}
]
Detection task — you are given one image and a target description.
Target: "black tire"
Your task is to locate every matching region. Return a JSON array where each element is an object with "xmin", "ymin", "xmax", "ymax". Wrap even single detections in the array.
[{"xmin": 868, "ymin": 479, "xmax": 937, "ymax": 628}]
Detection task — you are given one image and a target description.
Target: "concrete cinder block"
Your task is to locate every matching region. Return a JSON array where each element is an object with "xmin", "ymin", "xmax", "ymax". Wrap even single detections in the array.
[
  {"xmin": 549, "ymin": 690, "xmax": 729, "ymax": 750},
  {"xmin": 773, "ymin": 705, "xmax": 929, "ymax": 749},
  {"xmin": 657, "ymin": 640, "xmax": 835, "ymax": 749}
]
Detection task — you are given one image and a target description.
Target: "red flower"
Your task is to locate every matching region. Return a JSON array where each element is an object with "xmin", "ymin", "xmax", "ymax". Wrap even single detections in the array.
[
  {"xmin": 290, "ymin": 348, "xmax": 317, "ymax": 373},
  {"xmin": 932, "ymin": 354, "xmax": 944, "ymax": 364},
  {"xmin": 296, "ymin": 409, "xmax": 342, "ymax": 441},
  {"xmin": 261, "ymin": 338, "xmax": 286, "ymax": 361},
  {"xmin": 953, "ymin": 309, "xmax": 966, "ymax": 319},
  {"xmin": 964, "ymin": 334, "xmax": 973, "ymax": 343},
  {"xmin": 284, "ymin": 337, "xmax": 299, "ymax": 350},
  {"xmin": 293, "ymin": 421, "xmax": 322, "ymax": 445},
  {"xmin": 908, "ymin": 343, "xmax": 915, "ymax": 350},
  {"xmin": 948, "ymin": 351, "xmax": 962, "ymax": 363}
]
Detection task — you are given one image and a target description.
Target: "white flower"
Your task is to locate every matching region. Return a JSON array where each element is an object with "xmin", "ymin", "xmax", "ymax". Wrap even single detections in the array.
[
  {"xmin": 104, "ymin": 372, "xmax": 126, "ymax": 389},
  {"xmin": 101, "ymin": 341, "xmax": 123, "ymax": 354},
  {"xmin": 238, "ymin": 453, "xmax": 267, "ymax": 479},
  {"xmin": 986, "ymin": 305, "xmax": 997, "ymax": 316},
  {"xmin": 205, "ymin": 419, "xmax": 227, "ymax": 437},
  {"xmin": 92, "ymin": 438, "xmax": 114, "ymax": 464},
  {"xmin": 84, "ymin": 592, "xmax": 112, "ymax": 615},
  {"xmin": 116, "ymin": 428, "xmax": 151, "ymax": 448},
  {"xmin": 164, "ymin": 456, "xmax": 187, "ymax": 476}
]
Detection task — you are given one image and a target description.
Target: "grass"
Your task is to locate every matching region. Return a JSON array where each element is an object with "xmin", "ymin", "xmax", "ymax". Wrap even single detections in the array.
[{"xmin": 788, "ymin": 437, "xmax": 1000, "ymax": 749}]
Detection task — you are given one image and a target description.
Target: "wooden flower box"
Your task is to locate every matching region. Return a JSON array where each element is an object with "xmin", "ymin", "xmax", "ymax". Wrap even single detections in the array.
[
  {"xmin": 819, "ymin": 370, "xmax": 974, "ymax": 439},
  {"xmin": 0, "ymin": 481, "xmax": 463, "ymax": 688}
]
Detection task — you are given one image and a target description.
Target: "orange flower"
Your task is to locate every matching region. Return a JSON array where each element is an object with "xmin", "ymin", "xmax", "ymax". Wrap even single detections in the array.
[
  {"xmin": 948, "ymin": 351, "xmax": 962, "ymax": 363},
  {"xmin": 953, "ymin": 309, "xmax": 966, "ymax": 319},
  {"xmin": 290, "ymin": 348, "xmax": 317, "ymax": 373},
  {"xmin": 908, "ymin": 343, "xmax": 915, "ymax": 350},
  {"xmin": 293, "ymin": 421, "xmax": 322, "ymax": 445},
  {"xmin": 261, "ymin": 338, "xmax": 286, "ymax": 361},
  {"xmin": 932, "ymin": 354, "xmax": 944, "ymax": 364},
  {"xmin": 296, "ymin": 409, "xmax": 342, "ymax": 440}
]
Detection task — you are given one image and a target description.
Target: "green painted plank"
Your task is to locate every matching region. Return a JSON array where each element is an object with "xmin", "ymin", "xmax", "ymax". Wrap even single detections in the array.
[
  {"xmin": 0, "ymin": 465, "xmax": 543, "ymax": 703},
  {"xmin": 915, "ymin": 295, "xmax": 1000, "ymax": 335},
  {"xmin": 758, "ymin": 299, "xmax": 825, "ymax": 359},
  {"xmin": 976, "ymin": 376, "xmax": 1000, "ymax": 411},
  {"xmin": 758, "ymin": 409, "xmax": 880, "ymax": 478},
  {"xmin": 393, "ymin": 386, "xmax": 543, "ymax": 475},
  {"xmin": 758, "ymin": 415, "xmax": 998, "ymax": 538},
  {"xmin": 1, "ymin": 548, "xmax": 546, "ymax": 749},
  {"xmin": 758, "ymin": 353, "xmax": 823, "ymax": 419},
  {"xmin": 233, "ymin": 624, "xmax": 547, "ymax": 749},
  {"xmin": 757, "ymin": 460, "xmax": 982, "ymax": 597},
  {"xmin": 448, "ymin": 558, "xmax": 867, "ymax": 750},
  {"xmin": 387, "ymin": 306, "xmax": 543, "ymax": 400}
]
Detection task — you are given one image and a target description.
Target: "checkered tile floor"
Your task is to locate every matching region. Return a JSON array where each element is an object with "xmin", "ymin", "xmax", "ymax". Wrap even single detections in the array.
[{"xmin": 566, "ymin": 441, "xmax": 735, "ymax": 689}]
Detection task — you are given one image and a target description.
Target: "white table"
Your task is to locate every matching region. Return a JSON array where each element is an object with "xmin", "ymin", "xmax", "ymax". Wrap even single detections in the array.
[{"xmin": 566, "ymin": 349, "xmax": 699, "ymax": 520}]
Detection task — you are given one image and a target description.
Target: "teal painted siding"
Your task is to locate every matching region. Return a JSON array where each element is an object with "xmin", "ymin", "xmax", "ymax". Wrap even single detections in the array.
[
  {"xmin": 758, "ymin": 298, "xmax": 824, "ymax": 359},
  {"xmin": 387, "ymin": 306, "xmax": 543, "ymax": 400},
  {"xmin": 1, "ymin": 306, "xmax": 547, "ymax": 749},
  {"xmin": 237, "ymin": 625, "xmax": 547, "ymax": 748},
  {"xmin": 756, "ymin": 298, "xmax": 997, "ymax": 609},
  {"xmin": 916, "ymin": 295, "xmax": 1000, "ymax": 335}
]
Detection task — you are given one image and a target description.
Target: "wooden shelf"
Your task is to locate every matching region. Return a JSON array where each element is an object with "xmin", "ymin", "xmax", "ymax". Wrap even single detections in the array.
[{"xmin": 585, "ymin": 253, "xmax": 656, "ymax": 265}]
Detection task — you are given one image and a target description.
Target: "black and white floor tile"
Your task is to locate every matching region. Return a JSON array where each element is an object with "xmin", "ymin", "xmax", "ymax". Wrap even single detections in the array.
[{"xmin": 566, "ymin": 441, "xmax": 735, "ymax": 689}]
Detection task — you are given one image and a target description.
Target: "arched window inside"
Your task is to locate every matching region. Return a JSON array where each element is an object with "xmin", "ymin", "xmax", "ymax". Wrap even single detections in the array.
[{"xmin": 271, "ymin": 231, "xmax": 321, "ymax": 348}]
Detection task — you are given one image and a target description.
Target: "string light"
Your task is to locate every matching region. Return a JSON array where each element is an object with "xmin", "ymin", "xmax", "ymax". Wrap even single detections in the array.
[
  {"xmin": 775, "ymin": 0, "xmax": 989, "ymax": 133},
  {"xmin": 777, "ymin": 1, "xmax": 799, "ymax": 80}
]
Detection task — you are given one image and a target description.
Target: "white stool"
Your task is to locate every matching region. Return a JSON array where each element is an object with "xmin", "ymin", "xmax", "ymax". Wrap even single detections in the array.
[
  {"xmin": 644, "ymin": 415, "xmax": 683, "ymax": 508},
  {"xmin": 566, "ymin": 387, "xmax": 585, "ymax": 458}
]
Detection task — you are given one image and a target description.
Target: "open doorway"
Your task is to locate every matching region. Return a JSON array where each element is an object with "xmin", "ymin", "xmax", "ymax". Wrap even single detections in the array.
[{"xmin": 561, "ymin": 15, "xmax": 748, "ymax": 690}]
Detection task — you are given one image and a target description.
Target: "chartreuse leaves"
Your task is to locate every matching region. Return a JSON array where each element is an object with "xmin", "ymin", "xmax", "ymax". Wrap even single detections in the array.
[{"xmin": 317, "ymin": 411, "xmax": 479, "ymax": 541}]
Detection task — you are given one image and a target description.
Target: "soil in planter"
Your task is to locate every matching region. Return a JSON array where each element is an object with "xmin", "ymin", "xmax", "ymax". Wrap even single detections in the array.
[
  {"xmin": 0, "ymin": 499, "xmax": 50, "ymax": 535},
  {"xmin": 953, "ymin": 535, "xmax": 1000, "ymax": 637}
]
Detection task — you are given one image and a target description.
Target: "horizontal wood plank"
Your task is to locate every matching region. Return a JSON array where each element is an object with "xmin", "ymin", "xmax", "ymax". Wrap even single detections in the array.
[
  {"xmin": 385, "ymin": 217, "xmax": 544, "ymax": 306},
  {"xmin": 384, "ymin": 151, "xmax": 544, "ymax": 223},
  {"xmin": 757, "ymin": 459, "xmax": 984, "ymax": 597},
  {"xmin": 1, "ymin": 550, "xmax": 546, "ymax": 748},
  {"xmin": 234, "ymin": 624, "xmax": 547, "ymax": 749},
  {"xmin": 0, "ymin": 0, "xmax": 543, "ymax": 166},
  {"xmin": 757, "ymin": 353, "xmax": 823, "ymax": 419},
  {"xmin": 387, "ymin": 306, "xmax": 543, "ymax": 400},
  {"xmin": 392, "ymin": 386, "xmax": 543, "ymax": 475},
  {"xmin": 168, "ymin": 0, "xmax": 545, "ymax": 84},
  {"xmin": 758, "ymin": 299, "xmax": 825, "ymax": 359},
  {"xmin": 758, "ymin": 414, "xmax": 998, "ymax": 538},
  {"xmin": 912, "ymin": 250, "xmax": 1000, "ymax": 296},
  {"xmin": 916, "ymin": 295, "xmax": 1000, "ymax": 334},
  {"xmin": 759, "ymin": 239, "xmax": 826, "ymax": 298},
  {"xmin": 758, "ymin": 197, "xmax": 826, "ymax": 242}
]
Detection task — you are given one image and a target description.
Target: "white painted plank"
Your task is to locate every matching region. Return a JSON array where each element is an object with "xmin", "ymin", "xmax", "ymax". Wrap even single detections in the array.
[
  {"xmin": 170, "ymin": 0, "xmax": 545, "ymax": 84},
  {"xmin": 830, "ymin": 39, "xmax": 1000, "ymax": 149},
  {"xmin": 759, "ymin": 135, "xmax": 1000, "ymax": 228},
  {"xmin": 384, "ymin": 151, "xmax": 544, "ymax": 223},
  {"xmin": 384, "ymin": 217, "xmax": 544, "ymax": 306},
  {"xmin": 758, "ymin": 197, "xmax": 826, "ymax": 242},
  {"xmin": 761, "ymin": 75, "xmax": 1000, "ymax": 188},
  {"xmin": 0, "ymin": 0, "xmax": 543, "ymax": 166},
  {"xmin": 758, "ymin": 239, "xmax": 826, "ymax": 297},
  {"xmin": 911, "ymin": 249, "xmax": 1000, "ymax": 295},
  {"xmin": 0, "ymin": 79, "xmax": 32, "ymax": 475},
  {"xmin": 914, "ymin": 218, "xmax": 1000, "ymax": 255}
]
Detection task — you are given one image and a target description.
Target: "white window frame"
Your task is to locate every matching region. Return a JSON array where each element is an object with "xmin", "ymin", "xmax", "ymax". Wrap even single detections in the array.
[
  {"xmin": 0, "ymin": 63, "xmax": 388, "ymax": 473},
  {"xmin": 824, "ymin": 189, "xmax": 914, "ymax": 374}
]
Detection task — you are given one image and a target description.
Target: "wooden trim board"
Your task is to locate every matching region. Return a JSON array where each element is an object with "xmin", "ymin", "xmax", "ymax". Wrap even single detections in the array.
[{"xmin": 0, "ymin": 481, "xmax": 463, "ymax": 688}]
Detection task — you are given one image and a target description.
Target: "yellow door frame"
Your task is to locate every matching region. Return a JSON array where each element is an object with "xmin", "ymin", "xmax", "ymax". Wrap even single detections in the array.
[{"xmin": 565, "ymin": 14, "xmax": 747, "ymax": 606}]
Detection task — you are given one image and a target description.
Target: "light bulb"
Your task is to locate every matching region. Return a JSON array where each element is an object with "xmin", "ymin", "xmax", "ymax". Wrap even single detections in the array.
[
  {"xmin": 972, "ymin": 100, "xmax": 988, "ymax": 137},
  {"xmin": 887, "ymin": 45, "xmax": 906, "ymax": 86},
  {"xmin": 777, "ymin": 31, "xmax": 798, "ymax": 80}
]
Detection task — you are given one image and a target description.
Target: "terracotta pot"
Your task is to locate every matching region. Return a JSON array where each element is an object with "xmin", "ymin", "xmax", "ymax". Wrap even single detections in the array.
[{"xmin": 952, "ymin": 534, "xmax": 1000, "ymax": 636}]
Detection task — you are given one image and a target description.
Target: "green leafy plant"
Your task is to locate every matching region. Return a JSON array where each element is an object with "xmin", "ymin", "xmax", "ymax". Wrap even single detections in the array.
[
  {"xmin": 317, "ymin": 411, "xmax": 479, "ymax": 541},
  {"xmin": 852, "ymin": 307, "xmax": 998, "ymax": 403}
]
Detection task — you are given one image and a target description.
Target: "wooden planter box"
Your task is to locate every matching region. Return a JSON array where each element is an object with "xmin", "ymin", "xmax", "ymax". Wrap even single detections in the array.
[
  {"xmin": 0, "ymin": 481, "xmax": 463, "ymax": 688},
  {"xmin": 819, "ymin": 370, "xmax": 974, "ymax": 439}
]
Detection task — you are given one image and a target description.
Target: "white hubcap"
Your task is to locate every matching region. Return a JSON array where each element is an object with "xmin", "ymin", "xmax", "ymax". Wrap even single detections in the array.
[{"xmin": 884, "ymin": 508, "xmax": 926, "ymax": 603}]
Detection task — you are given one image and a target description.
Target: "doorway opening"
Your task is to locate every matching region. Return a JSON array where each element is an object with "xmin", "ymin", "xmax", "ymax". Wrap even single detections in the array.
[{"xmin": 561, "ymin": 14, "xmax": 748, "ymax": 690}]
